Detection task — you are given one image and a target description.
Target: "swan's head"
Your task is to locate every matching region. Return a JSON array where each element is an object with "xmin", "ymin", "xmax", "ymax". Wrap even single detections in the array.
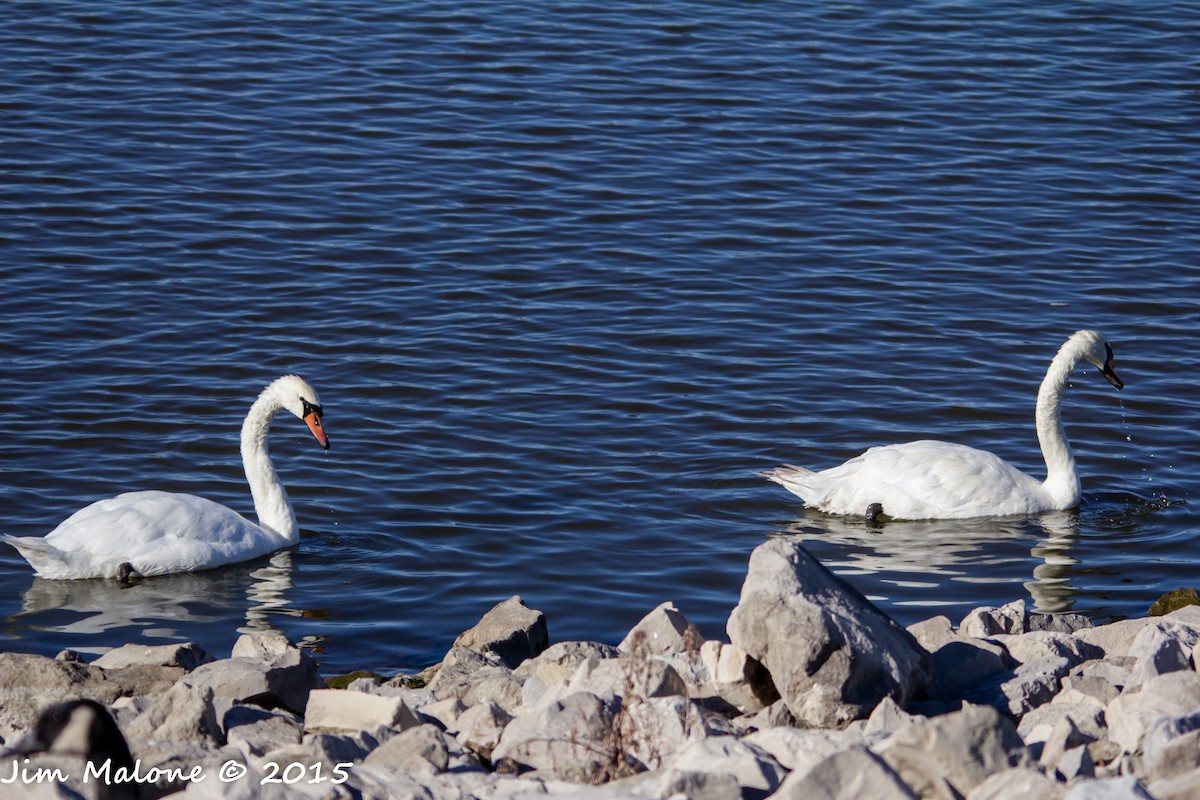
[
  {"xmin": 273, "ymin": 374, "xmax": 330, "ymax": 450},
  {"xmin": 1071, "ymin": 330, "xmax": 1123, "ymax": 391}
]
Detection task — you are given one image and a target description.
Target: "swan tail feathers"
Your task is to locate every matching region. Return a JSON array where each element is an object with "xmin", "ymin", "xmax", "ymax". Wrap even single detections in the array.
[
  {"xmin": 2, "ymin": 534, "xmax": 72, "ymax": 577},
  {"xmin": 760, "ymin": 464, "xmax": 818, "ymax": 500},
  {"xmin": 760, "ymin": 463, "xmax": 815, "ymax": 482}
]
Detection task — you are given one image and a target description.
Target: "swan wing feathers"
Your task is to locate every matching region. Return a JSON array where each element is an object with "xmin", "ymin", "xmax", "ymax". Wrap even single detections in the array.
[
  {"xmin": 15, "ymin": 491, "xmax": 280, "ymax": 579},
  {"xmin": 772, "ymin": 440, "xmax": 1047, "ymax": 520}
]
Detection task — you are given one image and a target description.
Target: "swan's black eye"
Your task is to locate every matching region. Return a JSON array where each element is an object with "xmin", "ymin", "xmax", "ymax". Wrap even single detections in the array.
[{"xmin": 301, "ymin": 398, "xmax": 323, "ymax": 419}]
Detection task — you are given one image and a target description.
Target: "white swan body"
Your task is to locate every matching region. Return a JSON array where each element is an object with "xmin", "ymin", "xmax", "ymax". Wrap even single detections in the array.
[
  {"xmin": 765, "ymin": 330, "xmax": 1123, "ymax": 520},
  {"xmin": 3, "ymin": 375, "xmax": 329, "ymax": 580}
]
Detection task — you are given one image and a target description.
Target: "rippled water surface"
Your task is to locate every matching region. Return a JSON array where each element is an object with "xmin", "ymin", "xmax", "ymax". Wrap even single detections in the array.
[{"xmin": 2, "ymin": 1, "xmax": 1197, "ymax": 675}]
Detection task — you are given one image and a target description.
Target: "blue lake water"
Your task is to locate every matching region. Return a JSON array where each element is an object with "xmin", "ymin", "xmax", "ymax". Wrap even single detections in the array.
[{"xmin": 1, "ymin": 1, "xmax": 1197, "ymax": 676}]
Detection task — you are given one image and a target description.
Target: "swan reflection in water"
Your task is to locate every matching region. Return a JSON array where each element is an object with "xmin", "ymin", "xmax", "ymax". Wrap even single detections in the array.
[
  {"xmin": 774, "ymin": 509, "xmax": 1084, "ymax": 619},
  {"xmin": 8, "ymin": 550, "xmax": 302, "ymax": 652}
]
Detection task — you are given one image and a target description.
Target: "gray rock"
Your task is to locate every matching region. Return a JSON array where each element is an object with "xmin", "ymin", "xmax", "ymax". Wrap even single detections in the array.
[
  {"xmin": 459, "ymin": 669, "xmax": 525, "ymax": 714},
  {"xmin": 363, "ymin": 723, "xmax": 452, "ymax": 775},
  {"xmin": 1126, "ymin": 623, "xmax": 1198, "ymax": 687},
  {"xmin": 964, "ymin": 768, "xmax": 1066, "ymax": 800},
  {"xmin": 491, "ymin": 691, "xmax": 618, "ymax": 782},
  {"xmin": 1020, "ymin": 701, "xmax": 1107, "ymax": 749},
  {"xmin": 926, "ymin": 639, "xmax": 1010, "ymax": 702},
  {"xmin": 619, "ymin": 695, "xmax": 700, "ymax": 770},
  {"xmin": 907, "ymin": 616, "xmax": 958, "ymax": 653},
  {"xmin": 659, "ymin": 769, "xmax": 743, "ymax": 800},
  {"xmin": 735, "ymin": 697, "xmax": 800, "ymax": 732},
  {"xmin": 1146, "ymin": 729, "xmax": 1200, "ymax": 782},
  {"xmin": 92, "ymin": 642, "xmax": 214, "ymax": 671},
  {"xmin": 1143, "ymin": 712, "xmax": 1200, "ymax": 781},
  {"xmin": 1057, "ymin": 672, "xmax": 1121, "ymax": 706},
  {"xmin": 427, "ymin": 647, "xmax": 513, "ymax": 702},
  {"xmin": 181, "ymin": 632, "xmax": 320, "ymax": 716},
  {"xmin": 1039, "ymin": 715, "xmax": 1094, "ymax": 773},
  {"xmin": 1002, "ymin": 656, "xmax": 1072, "ymax": 716},
  {"xmin": 0, "ymin": 653, "xmax": 121, "ymax": 741},
  {"xmin": 698, "ymin": 640, "xmax": 779, "ymax": 713},
  {"xmin": 619, "ymin": 602, "xmax": 698, "ymax": 657},
  {"xmin": 1165, "ymin": 605, "xmax": 1200, "ymax": 630},
  {"xmin": 514, "ymin": 641, "xmax": 621, "ymax": 681},
  {"xmin": 125, "ymin": 681, "xmax": 223, "ymax": 746},
  {"xmin": 1074, "ymin": 619, "xmax": 1166, "ymax": 659},
  {"xmin": 567, "ymin": 656, "xmax": 686, "ymax": 705},
  {"xmin": 126, "ymin": 741, "xmax": 243, "ymax": 799},
  {"xmin": 1062, "ymin": 775, "xmax": 1155, "ymax": 800},
  {"xmin": 1106, "ymin": 671, "xmax": 1200, "ymax": 753},
  {"xmin": 878, "ymin": 703, "xmax": 1033, "ymax": 798},
  {"xmin": 959, "ymin": 601, "xmax": 1027, "ymax": 638},
  {"xmin": 664, "ymin": 736, "xmax": 786, "ymax": 796},
  {"xmin": 419, "ymin": 697, "xmax": 468, "ymax": 731},
  {"xmin": 773, "ymin": 744, "xmax": 917, "ymax": 800},
  {"xmin": 1149, "ymin": 767, "xmax": 1200, "ymax": 800},
  {"xmin": 1026, "ymin": 613, "xmax": 1094, "ymax": 635},
  {"xmin": 455, "ymin": 701, "xmax": 513, "ymax": 760},
  {"xmin": 223, "ymin": 705, "xmax": 303, "ymax": 757},
  {"xmin": 304, "ymin": 688, "xmax": 421, "ymax": 734},
  {"xmin": 993, "ymin": 631, "xmax": 1103, "ymax": 667},
  {"xmin": 264, "ymin": 730, "xmax": 377, "ymax": 772},
  {"xmin": 727, "ymin": 540, "xmax": 931, "ymax": 728},
  {"xmin": 452, "ymin": 595, "xmax": 549, "ymax": 669},
  {"xmin": 865, "ymin": 696, "xmax": 919, "ymax": 735},
  {"xmin": 743, "ymin": 726, "xmax": 864, "ymax": 776},
  {"xmin": 1057, "ymin": 744, "xmax": 1095, "ymax": 782}
]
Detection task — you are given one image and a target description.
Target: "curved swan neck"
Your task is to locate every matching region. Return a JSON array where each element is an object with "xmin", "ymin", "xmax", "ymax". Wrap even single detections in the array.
[
  {"xmin": 240, "ymin": 384, "xmax": 298, "ymax": 544},
  {"xmin": 1035, "ymin": 339, "xmax": 1084, "ymax": 507}
]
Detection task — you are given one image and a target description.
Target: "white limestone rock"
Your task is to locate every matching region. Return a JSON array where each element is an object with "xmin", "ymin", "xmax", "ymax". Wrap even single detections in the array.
[
  {"xmin": 93, "ymin": 642, "xmax": 214, "ymax": 672},
  {"xmin": 452, "ymin": 595, "xmax": 549, "ymax": 669},
  {"xmin": 663, "ymin": 735, "xmax": 786, "ymax": 797},
  {"xmin": 773, "ymin": 744, "xmax": 917, "ymax": 800},
  {"xmin": 303, "ymin": 688, "xmax": 421, "ymax": 734},
  {"xmin": 1105, "ymin": 671, "xmax": 1200, "ymax": 754},
  {"xmin": 619, "ymin": 602, "xmax": 697, "ymax": 657},
  {"xmin": 727, "ymin": 540, "xmax": 931, "ymax": 728},
  {"xmin": 696, "ymin": 640, "xmax": 779, "ymax": 713},
  {"xmin": 964, "ymin": 768, "xmax": 1065, "ymax": 800},
  {"xmin": 906, "ymin": 615, "xmax": 958, "ymax": 653},
  {"xmin": 1062, "ymin": 775, "xmax": 1155, "ymax": 800},
  {"xmin": 125, "ymin": 681, "xmax": 223, "ymax": 746},
  {"xmin": 491, "ymin": 691, "xmax": 618, "ymax": 782},
  {"xmin": 223, "ymin": 705, "xmax": 303, "ymax": 758},
  {"xmin": 877, "ymin": 703, "xmax": 1033, "ymax": 799},
  {"xmin": 959, "ymin": 601, "xmax": 1028, "ymax": 639},
  {"xmin": 181, "ymin": 632, "xmax": 320, "ymax": 717},
  {"xmin": 455, "ymin": 700, "xmax": 513, "ymax": 760}
]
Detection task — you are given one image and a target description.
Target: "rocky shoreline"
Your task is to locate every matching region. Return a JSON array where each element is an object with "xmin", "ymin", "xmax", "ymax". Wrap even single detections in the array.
[{"xmin": 2, "ymin": 538, "xmax": 1199, "ymax": 799}]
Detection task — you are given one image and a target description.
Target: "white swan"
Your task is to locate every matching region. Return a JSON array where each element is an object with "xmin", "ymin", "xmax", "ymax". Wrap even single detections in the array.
[
  {"xmin": 764, "ymin": 330, "xmax": 1123, "ymax": 520},
  {"xmin": 3, "ymin": 375, "xmax": 329, "ymax": 580}
]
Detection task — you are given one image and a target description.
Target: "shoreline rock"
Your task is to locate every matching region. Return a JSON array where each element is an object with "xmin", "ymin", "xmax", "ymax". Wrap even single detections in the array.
[{"xmin": 1, "ymin": 544, "xmax": 1198, "ymax": 799}]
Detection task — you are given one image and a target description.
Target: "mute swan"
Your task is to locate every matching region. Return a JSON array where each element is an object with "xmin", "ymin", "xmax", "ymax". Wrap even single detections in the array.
[
  {"xmin": 3, "ymin": 374, "xmax": 329, "ymax": 580},
  {"xmin": 764, "ymin": 330, "xmax": 1123, "ymax": 520}
]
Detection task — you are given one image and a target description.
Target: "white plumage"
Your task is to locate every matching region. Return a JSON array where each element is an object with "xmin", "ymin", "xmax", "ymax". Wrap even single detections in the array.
[
  {"xmin": 4, "ymin": 375, "xmax": 329, "ymax": 580},
  {"xmin": 764, "ymin": 330, "xmax": 1123, "ymax": 520}
]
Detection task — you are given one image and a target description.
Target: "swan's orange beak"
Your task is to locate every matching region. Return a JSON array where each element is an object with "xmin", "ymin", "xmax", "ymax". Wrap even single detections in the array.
[{"xmin": 305, "ymin": 411, "xmax": 330, "ymax": 450}]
